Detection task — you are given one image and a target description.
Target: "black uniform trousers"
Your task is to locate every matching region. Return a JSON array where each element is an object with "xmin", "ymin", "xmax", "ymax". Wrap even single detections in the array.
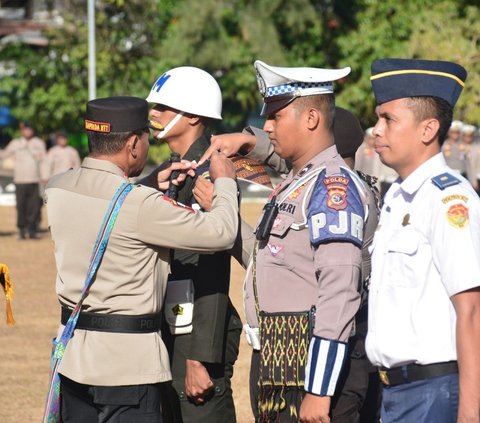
[
  {"xmin": 15, "ymin": 182, "xmax": 40, "ymax": 235},
  {"xmin": 60, "ymin": 375, "xmax": 169, "ymax": 423},
  {"xmin": 161, "ymin": 135, "xmax": 242, "ymax": 423}
]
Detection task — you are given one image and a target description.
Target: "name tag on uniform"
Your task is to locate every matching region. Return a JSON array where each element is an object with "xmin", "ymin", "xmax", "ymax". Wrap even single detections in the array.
[{"xmin": 164, "ymin": 279, "xmax": 194, "ymax": 335}]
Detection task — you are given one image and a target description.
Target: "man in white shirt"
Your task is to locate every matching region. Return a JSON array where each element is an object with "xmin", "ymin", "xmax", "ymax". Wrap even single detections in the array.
[{"xmin": 366, "ymin": 58, "xmax": 480, "ymax": 422}]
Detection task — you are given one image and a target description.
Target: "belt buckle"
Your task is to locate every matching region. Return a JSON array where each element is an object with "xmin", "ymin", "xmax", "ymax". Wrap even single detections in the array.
[{"xmin": 379, "ymin": 369, "xmax": 390, "ymax": 386}]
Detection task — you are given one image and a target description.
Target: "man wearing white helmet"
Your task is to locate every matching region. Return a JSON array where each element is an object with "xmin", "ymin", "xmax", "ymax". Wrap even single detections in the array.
[{"xmin": 146, "ymin": 66, "xmax": 241, "ymax": 423}]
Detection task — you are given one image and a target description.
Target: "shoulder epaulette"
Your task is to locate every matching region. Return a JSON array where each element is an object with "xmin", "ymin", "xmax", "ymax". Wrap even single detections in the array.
[{"xmin": 431, "ymin": 172, "xmax": 460, "ymax": 190}]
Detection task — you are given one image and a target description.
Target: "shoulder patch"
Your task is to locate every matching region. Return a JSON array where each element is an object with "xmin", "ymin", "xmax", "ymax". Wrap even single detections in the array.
[
  {"xmin": 446, "ymin": 203, "xmax": 469, "ymax": 228},
  {"xmin": 307, "ymin": 169, "xmax": 365, "ymax": 247},
  {"xmin": 162, "ymin": 196, "xmax": 196, "ymax": 213},
  {"xmin": 431, "ymin": 172, "xmax": 460, "ymax": 190}
]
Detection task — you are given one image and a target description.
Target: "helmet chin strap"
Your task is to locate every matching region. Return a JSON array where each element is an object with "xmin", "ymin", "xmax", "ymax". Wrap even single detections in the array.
[{"xmin": 156, "ymin": 112, "xmax": 184, "ymax": 139}]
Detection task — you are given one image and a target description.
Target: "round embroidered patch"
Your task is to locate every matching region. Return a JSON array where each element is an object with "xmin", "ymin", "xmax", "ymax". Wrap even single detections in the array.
[{"xmin": 446, "ymin": 203, "xmax": 469, "ymax": 228}]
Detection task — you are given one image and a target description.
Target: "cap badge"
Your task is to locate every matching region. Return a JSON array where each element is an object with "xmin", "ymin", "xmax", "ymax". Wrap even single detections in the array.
[
  {"xmin": 256, "ymin": 71, "xmax": 266, "ymax": 96},
  {"xmin": 85, "ymin": 120, "xmax": 111, "ymax": 133}
]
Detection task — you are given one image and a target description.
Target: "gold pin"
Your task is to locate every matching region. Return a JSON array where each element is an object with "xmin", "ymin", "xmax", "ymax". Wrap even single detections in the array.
[{"xmin": 402, "ymin": 214, "xmax": 410, "ymax": 226}]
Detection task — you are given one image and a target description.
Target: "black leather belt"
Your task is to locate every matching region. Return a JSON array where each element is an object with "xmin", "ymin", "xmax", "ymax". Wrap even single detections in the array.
[
  {"xmin": 61, "ymin": 306, "xmax": 161, "ymax": 333},
  {"xmin": 379, "ymin": 361, "xmax": 458, "ymax": 386}
]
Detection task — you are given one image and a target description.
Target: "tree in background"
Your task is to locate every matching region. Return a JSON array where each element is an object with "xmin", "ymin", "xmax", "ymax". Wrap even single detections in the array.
[
  {"xmin": 335, "ymin": 0, "xmax": 479, "ymax": 127},
  {"xmin": 0, "ymin": 0, "xmax": 174, "ymax": 156},
  {"xmin": 0, "ymin": 0, "xmax": 478, "ymax": 161},
  {"xmin": 406, "ymin": 2, "xmax": 480, "ymax": 123}
]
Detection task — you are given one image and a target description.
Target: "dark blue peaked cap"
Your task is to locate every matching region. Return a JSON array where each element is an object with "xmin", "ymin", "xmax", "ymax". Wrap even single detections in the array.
[{"xmin": 370, "ymin": 59, "xmax": 467, "ymax": 107}]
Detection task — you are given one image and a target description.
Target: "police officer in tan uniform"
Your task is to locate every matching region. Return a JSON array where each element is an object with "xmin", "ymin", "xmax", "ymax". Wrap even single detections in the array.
[
  {"xmin": 0, "ymin": 121, "xmax": 46, "ymax": 239},
  {"xmin": 200, "ymin": 61, "xmax": 367, "ymax": 422},
  {"xmin": 146, "ymin": 67, "xmax": 242, "ymax": 423},
  {"xmin": 201, "ymin": 107, "xmax": 380, "ymax": 422},
  {"xmin": 45, "ymin": 96, "xmax": 239, "ymax": 422}
]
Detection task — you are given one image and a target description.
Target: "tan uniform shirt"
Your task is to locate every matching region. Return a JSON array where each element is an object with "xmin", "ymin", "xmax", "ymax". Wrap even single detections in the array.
[
  {"xmin": 43, "ymin": 145, "xmax": 81, "ymax": 179},
  {"xmin": 243, "ymin": 141, "xmax": 363, "ymax": 341},
  {"xmin": 0, "ymin": 136, "xmax": 46, "ymax": 183},
  {"xmin": 45, "ymin": 157, "xmax": 239, "ymax": 386}
]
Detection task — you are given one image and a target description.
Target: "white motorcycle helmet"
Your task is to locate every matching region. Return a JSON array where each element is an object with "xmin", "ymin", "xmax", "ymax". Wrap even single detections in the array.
[{"xmin": 146, "ymin": 66, "xmax": 222, "ymax": 120}]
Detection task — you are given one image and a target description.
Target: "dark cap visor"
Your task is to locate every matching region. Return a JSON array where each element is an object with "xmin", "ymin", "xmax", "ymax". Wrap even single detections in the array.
[{"xmin": 260, "ymin": 93, "xmax": 298, "ymax": 116}]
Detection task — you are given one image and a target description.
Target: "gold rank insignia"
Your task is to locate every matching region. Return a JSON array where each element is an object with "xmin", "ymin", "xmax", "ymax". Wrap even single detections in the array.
[
  {"xmin": 447, "ymin": 203, "xmax": 469, "ymax": 228},
  {"xmin": 288, "ymin": 184, "xmax": 306, "ymax": 200},
  {"xmin": 172, "ymin": 304, "xmax": 184, "ymax": 316}
]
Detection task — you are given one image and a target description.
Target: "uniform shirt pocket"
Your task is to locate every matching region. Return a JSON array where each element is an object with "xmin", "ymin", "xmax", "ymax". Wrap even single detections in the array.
[
  {"xmin": 268, "ymin": 213, "xmax": 295, "ymax": 238},
  {"xmin": 257, "ymin": 214, "xmax": 296, "ymax": 270},
  {"xmin": 386, "ymin": 229, "xmax": 422, "ymax": 287}
]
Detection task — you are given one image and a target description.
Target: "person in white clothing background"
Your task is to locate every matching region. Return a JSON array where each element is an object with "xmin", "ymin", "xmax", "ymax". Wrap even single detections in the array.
[{"xmin": 365, "ymin": 58, "xmax": 480, "ymax": 423}]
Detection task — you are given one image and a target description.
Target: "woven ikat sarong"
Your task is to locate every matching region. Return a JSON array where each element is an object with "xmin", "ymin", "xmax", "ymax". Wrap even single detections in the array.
[{"xmin": 259, "ymin": 310, "xmax": 311, "ymax": 387}]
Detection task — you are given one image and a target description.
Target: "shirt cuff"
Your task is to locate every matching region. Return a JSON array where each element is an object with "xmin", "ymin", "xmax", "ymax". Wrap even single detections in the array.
[{"xmin": 304, "ymin": 336, "xmax": 348, "ymax": 396}]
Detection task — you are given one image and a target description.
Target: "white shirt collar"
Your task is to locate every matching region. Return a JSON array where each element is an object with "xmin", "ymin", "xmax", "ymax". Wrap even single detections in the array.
[{"xmin": 399, "ymin": 153, "xmax": 447, "ymax": 195}]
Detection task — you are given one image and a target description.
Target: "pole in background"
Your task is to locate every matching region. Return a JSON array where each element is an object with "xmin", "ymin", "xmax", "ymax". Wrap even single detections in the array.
[{"xmin": 87, "ymin": 0, "xmax": 96, "ymax": 101}]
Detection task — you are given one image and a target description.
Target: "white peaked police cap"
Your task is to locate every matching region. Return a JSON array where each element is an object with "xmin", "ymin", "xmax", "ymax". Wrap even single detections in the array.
[
  {"xmin": 254, "ymin": 60, "xmax": 351, "ymax": 116},
  {"xmin": 461, "ymin": 123, "xmax": 476, "ymax": 135},
  {"xmin": 450, "ymin": 120, "xmax": 464, "ymax": 131}
]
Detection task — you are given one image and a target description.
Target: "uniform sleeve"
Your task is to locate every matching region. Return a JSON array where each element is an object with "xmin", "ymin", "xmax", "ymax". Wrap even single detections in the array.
[
  {"xmin": 304, "ymin": 171, "xmax": 363, "ymax": 396},
  {"xmin": 188, "ymin": 292, "xmax": 229, "ymax": 363},
  {"xmin": 229, "ymin": 217, "xmax": 255, "ymax": 268},
  {"xmin": 0, "ymin": 139, "xmax": 17, "ymax": 159},
  {"xmin": 304, "ymin": 242, "xmax": 362, "ymax": 396},
  {"xmin": 243, "ymin": 126, "xmax": 290, "ymax": 175},
  {"xmin": 431, "ymin": 188, "xmax": 480, "ymax": 297},
  {"xmin": 137, "ymin": 177, "xmax": 239, "ymax": 251}
]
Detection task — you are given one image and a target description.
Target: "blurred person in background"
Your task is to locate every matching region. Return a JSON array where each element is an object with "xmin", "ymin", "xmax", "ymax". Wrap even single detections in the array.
[
  {"xmin": 442, "ymin": 120, "xmax": 466, "ymax": 177},
  {"xmin": 463, "ymin": 124, "xmax": 480, "ymax": 193},
  {"xmin": 0, "ymin": 121, "xmax": 46, "ymax": 239},
  {"xmin": 355, "ymin": 127, "xmax": 398, "ymax": 198},
  {"xmin": 42, "ymin": 131, "xmax": 81, "ymax": 180}
]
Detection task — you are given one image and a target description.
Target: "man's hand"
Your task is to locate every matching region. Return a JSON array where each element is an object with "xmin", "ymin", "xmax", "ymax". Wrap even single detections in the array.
[
  {"xmin": 208, "ymin": 151, "xmax": 235, "ymax": 181},
  {"xmin": 299, "ymin": 393, "xmax": 331, "ymax": 423},
  {"xmin": 185, "ymin": 359, "xmax": 214, "ymax": 405},
  {"xmin": 156, "ymin": 160, "xmax": 197, "ymax": 191},
  {"xmin": 193, "ymin": 176, "xmax": 214, "ymax": 211},
  {"xmin": 198, "ymin": 133, "xmax": 257, "ymax": 164}
]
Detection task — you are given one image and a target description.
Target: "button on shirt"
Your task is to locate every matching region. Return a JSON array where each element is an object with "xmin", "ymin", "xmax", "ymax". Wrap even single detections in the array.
[{"xmin": 366, "ymin": 153, "xmax": 480, "ymax": 368}]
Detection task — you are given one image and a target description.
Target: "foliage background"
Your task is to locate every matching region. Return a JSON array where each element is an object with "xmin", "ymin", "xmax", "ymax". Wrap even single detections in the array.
[{"xmin": 0, "ymin": 0, "xmax": 478, "ymax": 162}]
